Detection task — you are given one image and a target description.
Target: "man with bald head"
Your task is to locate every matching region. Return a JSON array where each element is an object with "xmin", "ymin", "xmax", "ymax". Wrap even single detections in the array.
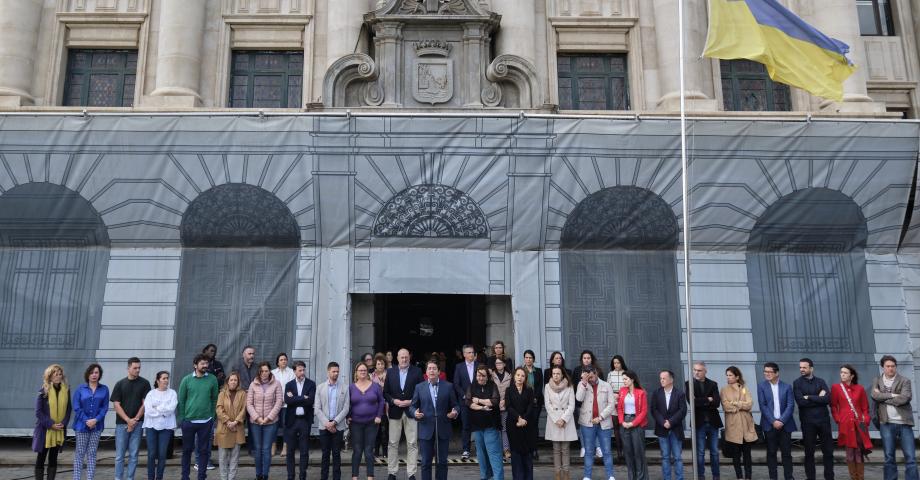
[{"xmin": 383, "ymin": 348, "xmax": 424, "ymax": 480}]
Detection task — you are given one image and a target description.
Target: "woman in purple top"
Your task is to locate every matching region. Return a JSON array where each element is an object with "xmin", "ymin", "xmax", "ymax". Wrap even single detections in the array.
[{"xmin": 348, "ymin": 362, "xmax": 385, "ymax": 480}]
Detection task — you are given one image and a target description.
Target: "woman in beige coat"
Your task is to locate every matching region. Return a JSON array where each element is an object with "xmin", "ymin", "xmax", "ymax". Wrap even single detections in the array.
[
  {"xmin": 543, "ymin": 366, "xmax": 577, "ymax": 480},
  {"xmin": 215, "ymin": 372, "xmax": 247, "ymax": 480},
  {"xmin": 721, "ymin": 366, "xmax": 758, "ymax": 480},
  {"xmin": 492, "ymin": 356, "xmax": 512, "ymax": 460}
]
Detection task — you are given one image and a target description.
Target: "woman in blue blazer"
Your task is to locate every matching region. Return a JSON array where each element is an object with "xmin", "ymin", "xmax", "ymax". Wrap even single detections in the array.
[{"xmin": 72, "ymin": 363, "xmax": 110, "ymax": 480}]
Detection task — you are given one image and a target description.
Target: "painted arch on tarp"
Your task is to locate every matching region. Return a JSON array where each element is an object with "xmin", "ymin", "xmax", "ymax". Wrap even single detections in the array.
[
  {"xmin": 174, "ymin": 183, "xmax": 300, "ymax": 376},
  {"xmin": 0, "ymin": 182, "xmax": 109, "ymax": 429},
  {"xmin": 560, "ymin": 186, "xmax": 683, "ymax": 387},
  {"xmin": 747, "ymin": 187, "xmax": 876, "ymax": 384}
]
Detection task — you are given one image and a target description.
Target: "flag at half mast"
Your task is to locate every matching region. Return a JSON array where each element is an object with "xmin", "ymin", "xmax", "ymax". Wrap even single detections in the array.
[{"xmin": 703, "ymin": 0, "xmax": 856, "ymax": 101}]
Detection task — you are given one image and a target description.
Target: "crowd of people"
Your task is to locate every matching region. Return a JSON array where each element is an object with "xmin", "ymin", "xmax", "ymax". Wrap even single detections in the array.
[{"xmin": 31, "ymin": 341, "xmax": 919, "ymax": 480}]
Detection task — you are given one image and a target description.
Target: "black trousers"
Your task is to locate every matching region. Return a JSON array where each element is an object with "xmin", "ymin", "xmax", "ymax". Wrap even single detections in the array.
[
  {"xmin": 765, "ymin": 428, "xmax": 794, "ymax": 480},
  {"xmin": 802, "ymin": 420, "xmax": 835, "ymax": 480},
  {"xmin": 285, "ymin": 417, "xmax": 311, "ymax": 480},
  {"xmin": 319, "ymin": 429, "xmax": 343, "ymax": 480},
  {"xmin": 36, "ymin": 446, "xmax": 60, "ymax": 469},
  {"xmin": 730, "ymin": 442, "xmax": 753, "ymax": 479}
]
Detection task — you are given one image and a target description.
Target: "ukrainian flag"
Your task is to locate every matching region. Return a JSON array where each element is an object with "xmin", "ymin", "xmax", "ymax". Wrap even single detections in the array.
[{"xmin": 703, "ymin": 0, "xmax": 856, "ymax": 101}]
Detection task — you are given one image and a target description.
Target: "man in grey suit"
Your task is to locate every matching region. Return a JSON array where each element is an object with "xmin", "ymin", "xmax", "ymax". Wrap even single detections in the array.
[
  {"xmin": 871, "ymin": 355, "xmax": 918, "ymax": 480},
  {"xmin": 314, "ymin": 362, "xmax": 350, "ymax": 480}
]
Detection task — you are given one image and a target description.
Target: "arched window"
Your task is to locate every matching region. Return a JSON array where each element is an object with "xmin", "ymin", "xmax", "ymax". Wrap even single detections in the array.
[
  {"xmin": 561, "ymin": 186, "xmax": 682, "ymax": 386},
  {"xmin": 747, "ymin": 188, "xmax": 875, "ymax": 380},
  {"xmin": 0, "ymin": 183, "xmax": 109, "ymax": 428},
  {"xmin": 373, "ymin": 184, "xmax": 488, "ymax": 238},
  {"xmin": 175, "ymin": 184, "xmax": 300, "ymax": 374}
]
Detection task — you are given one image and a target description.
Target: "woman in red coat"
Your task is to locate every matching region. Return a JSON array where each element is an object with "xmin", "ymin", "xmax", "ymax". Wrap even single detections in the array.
[
  {"xmin": 830, "ymin": 364, "xmax": 872, "ymax": 480},
  {"xmin": 617, "ymin": 370, "xmax": 648, "ymax": 480}
]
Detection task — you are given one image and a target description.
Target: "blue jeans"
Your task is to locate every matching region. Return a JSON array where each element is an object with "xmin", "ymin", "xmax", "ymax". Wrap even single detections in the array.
[
  {"xmin": 146, "ymin": 428, "xmax": 171, "ymax": 480},
  {"xmin": 580, "ymin": 424, "xmax": 614, "ymax": 479},
  {"xmin": 696, "ymin": 424, "xmax": 720, "ymax": 478},
  {"xmin": 473, "ymin": 428, "xmax": 504, "ymax": 480},
  {"xmin": 114, "ymin": 423, "xmax": 143, "ymax": 480},
  {"xmin": 880, "ymin": 423, "xmax": 919, "ymax": 480},
  {"xmin": 251, "ymin": 422, "xmax": 279, "ymax": 477},
  {"xmin": 658, "ymin": 431, "xmax": 684, "ymax": 480}
]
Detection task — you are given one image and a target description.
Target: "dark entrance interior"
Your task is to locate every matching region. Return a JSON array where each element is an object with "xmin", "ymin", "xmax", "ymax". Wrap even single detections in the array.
[{"xmin": 374, "ymin": 294, "xmax": 486, "ymax": 377}]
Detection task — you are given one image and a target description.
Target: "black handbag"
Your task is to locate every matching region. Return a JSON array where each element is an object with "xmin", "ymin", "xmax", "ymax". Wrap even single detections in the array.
[{"xmin": 720, "ymin": 429, "xmax": 739, "ymax": 458}]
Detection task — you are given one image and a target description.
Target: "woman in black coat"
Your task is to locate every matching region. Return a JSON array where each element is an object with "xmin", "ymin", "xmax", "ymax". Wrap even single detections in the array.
[{"xmin": 506, "ymin": 367, "xmax": 537, "ymax": 480}]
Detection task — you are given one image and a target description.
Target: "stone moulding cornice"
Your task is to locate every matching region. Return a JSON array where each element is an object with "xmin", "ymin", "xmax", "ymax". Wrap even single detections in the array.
[
  {"xmin": 55, "ymin": 12, "xmax": 148, "ymax": 24},
  {"xmin": 221, "ymin": 14, "xmax": 312, "ymax": 25},
  {"xmin": 323, "ymin": 53, "xmax": 382, "ymax": 107},
  {"xmin": 486, "ymin": 54, "xmax": 544, "ymax": 109}
]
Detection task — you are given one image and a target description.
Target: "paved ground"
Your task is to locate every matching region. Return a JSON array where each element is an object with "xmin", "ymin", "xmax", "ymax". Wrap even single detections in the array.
[
  {"xmin": 0, "ymin": 436, "xmax": 904, "ymax": 479},
  {"xmin": 0, "ymin": 462, "xmax": 889, "ymax": 480}
]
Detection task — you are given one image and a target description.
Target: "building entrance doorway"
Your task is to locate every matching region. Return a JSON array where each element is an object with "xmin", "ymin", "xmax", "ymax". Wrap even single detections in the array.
[
  {"xmin": 377, "ymin": 294, "xmax": 485, "ymax": 375},
  {"xmin": 351, "ymin": 294, "xmax": 516, "ymax": 381}
]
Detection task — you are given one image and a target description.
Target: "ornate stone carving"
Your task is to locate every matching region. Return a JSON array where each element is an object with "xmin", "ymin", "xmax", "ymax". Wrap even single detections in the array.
[
  {"xmin": 322, "ymin": 53, "xmax": 381, "ymax": 107},
  {"xmin": 398, "ymin": 0, "xmax": 469, "ymax": 14},
  {"xmin": 413, "ymin": 40, "xmax": 453, "ymax": 104},
  {"xmin": 485, "ymin": 54, "xmax": 543, "ymax": 109},
  {"xmin": 373, "ymin": 184, "xmax": 489, "ymax": 238}
]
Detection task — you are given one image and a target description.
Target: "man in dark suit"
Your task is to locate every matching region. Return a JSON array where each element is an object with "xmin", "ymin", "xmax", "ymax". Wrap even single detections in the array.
[
  {"xmin": 284, "ymin": 360, "xmax": 315, "ymax": 480},
  {"xmin": 653, "ymin": 370, "xmax": 688, "ymax": 480},
  {"xmin": 758, "ymin": 362, "xmax": 797, "ymax": 480},
  {"xmin": 686, "ymin": 361, "xmax": 723, "ymax": 480},
  {"xmin": 411, "ymin": 359, "xmax": 459, "ymax": 480},
  {"xmin": 451, "ymin": 344, "xmax": 477, "ymax": 459},
  {"xmin": 383, "ymin": 348, "xmax": 423, "ymax": 480}
]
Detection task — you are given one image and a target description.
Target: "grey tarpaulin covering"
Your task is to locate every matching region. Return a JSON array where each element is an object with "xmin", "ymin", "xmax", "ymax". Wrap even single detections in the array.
[{"xmin": 0, "ymin": 114, "xmax": 918, "ymax": 433}]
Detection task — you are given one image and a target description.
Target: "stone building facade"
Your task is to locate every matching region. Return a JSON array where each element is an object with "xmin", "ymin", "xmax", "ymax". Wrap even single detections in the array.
[
  {"xmin": 1, "ymin": 0, "xmax": 919, "ymax": 114},
  {"xmin": 1, "ymin": 0, "xmax": 920, "ymax": 435}
]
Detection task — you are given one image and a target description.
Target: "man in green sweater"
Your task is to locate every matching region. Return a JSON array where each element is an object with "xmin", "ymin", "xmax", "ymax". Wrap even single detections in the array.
[{"xmin": 178, "ymin": 353, "xmax": 219, "ymax": 480}]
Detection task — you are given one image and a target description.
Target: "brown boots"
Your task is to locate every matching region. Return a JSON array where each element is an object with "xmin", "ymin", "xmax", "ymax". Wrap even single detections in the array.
[{"xmin": 846, "ymin": 462, "xmax": 866, "ymax": 480}]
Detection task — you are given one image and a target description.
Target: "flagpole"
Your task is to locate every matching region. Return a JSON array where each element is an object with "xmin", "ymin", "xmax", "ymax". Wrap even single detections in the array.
[{"xmin": 678, "ymin": 1, "xmax": 699, "ymax": 479}]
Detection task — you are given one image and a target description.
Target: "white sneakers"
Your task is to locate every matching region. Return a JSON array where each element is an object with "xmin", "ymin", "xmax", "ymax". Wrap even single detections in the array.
[{"xmin": 595, "ymin": 447, "xmax": 603, "ymax": 458}]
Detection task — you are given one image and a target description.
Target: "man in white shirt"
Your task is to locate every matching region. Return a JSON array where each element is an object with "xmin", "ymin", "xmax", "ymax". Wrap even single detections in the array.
[
  {"xmin": 651, "ymin": 370, "xmax": 687, "ymax": 480},
  {"xmin": 757, "ymin": 362, "xmax": 797, "ymax": 480}
]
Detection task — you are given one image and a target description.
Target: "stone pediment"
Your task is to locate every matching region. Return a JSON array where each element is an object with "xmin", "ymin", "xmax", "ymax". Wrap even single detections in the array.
[{"xmin": 380, "ymin": 0, "xmax": 491, "ymax": 18}]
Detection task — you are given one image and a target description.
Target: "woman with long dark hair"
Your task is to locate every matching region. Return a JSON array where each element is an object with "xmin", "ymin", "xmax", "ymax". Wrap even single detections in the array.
[
  {"xmin": 143, "ymin": 371, "xmax": 177, "ymax": 480},
  {"xmin": 506, "ymin": 367, "xmax": 537, "ymax": 480},
  {"xmin": 468, "ymin": 364, "xmax": 504, "ymax": 480},
  {"xmin": 721, "ymin": 366, "xmax": 756, "ymax": 480},
  {"xmin": 617, "ymin": 370, "xmax": 648, "ymax": 480},
  {"xmin": 348, "ymin": 361, "xmax": 384, "ymax": 480},
  {"xmin": 543, "ymin": 351, "xmax": 567, "ymax": 385},
  {"xmin": 247, "ymin": 361, "xmax": 283, "ymax": 480},
  {"xmin": 606, "ymin": 355, "xmax": 627, "ymax": 463},
  {"xmin": 73, "ymin": 363, "xmax": 109, "ymax": 480},
  {"xmin": 544, "ymin": 365, "xmax": 576, "ymax": 479},
  {"xmin": 33, "ymin": 364, "xmax": 71, "ymax": 480},
  {"xmin": 831, "ymin": 364, "xmax": 872, "ymax": 480}
]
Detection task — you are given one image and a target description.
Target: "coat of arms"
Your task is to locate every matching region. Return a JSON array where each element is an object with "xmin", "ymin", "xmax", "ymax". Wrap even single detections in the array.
[{"xmin": 412, "ymin": 40, "xmax": 453, "ymax": 105}]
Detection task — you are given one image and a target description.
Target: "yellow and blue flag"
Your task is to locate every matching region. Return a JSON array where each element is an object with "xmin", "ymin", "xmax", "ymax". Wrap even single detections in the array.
[{"xmin": 703, "ymin": 0, "xmax": 856, "ymax": 101}]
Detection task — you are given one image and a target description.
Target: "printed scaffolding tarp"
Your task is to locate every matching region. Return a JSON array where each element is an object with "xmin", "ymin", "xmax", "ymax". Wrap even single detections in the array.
[{"xmin": 0, "ymin": 114, "xmax": 918, "ymax": 433}]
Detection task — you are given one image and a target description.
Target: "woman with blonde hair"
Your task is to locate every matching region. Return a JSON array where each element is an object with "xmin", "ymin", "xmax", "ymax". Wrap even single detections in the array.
[
  {"xmin": 721, "ymin": 366, "xmax": 757, "ymax": 480},
  {"xmin": 33, "ymin": 364, "xmax": 71, "ymax": 480},
  {"xmin": 216, "ymin": 371, "xmax": 247, "ymax": 480}
]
